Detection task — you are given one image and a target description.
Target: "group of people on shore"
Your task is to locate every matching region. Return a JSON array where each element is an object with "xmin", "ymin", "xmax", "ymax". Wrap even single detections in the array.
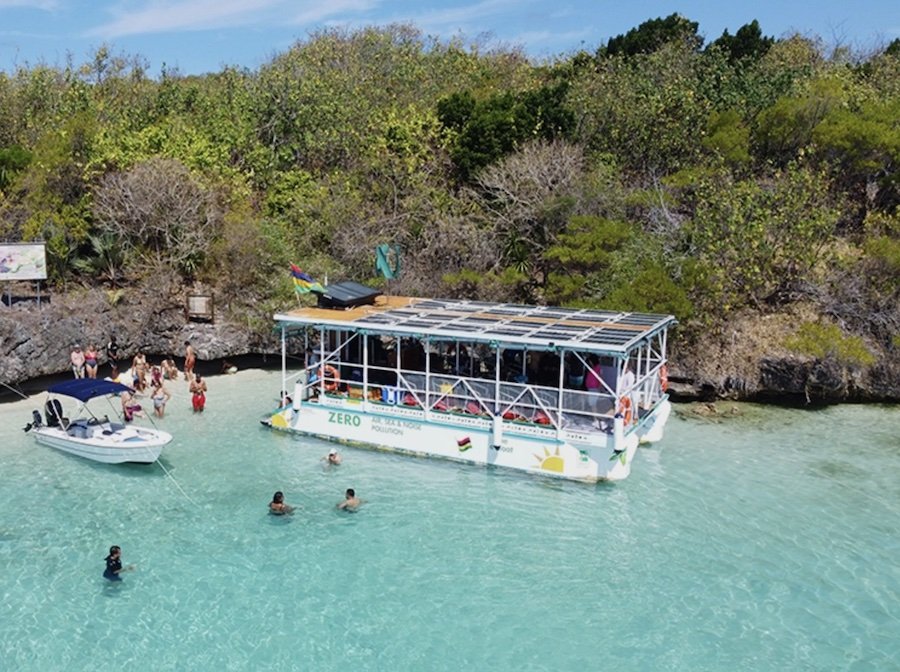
[{"xmin": 69, "ymin": 337, "xmax": 210, "ymax": 420}]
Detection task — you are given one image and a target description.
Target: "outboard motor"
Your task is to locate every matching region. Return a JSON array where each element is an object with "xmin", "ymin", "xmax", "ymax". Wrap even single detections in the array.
[{"xmin": 45, "ymin": 399, "xmax": 63, "ymax": 428}]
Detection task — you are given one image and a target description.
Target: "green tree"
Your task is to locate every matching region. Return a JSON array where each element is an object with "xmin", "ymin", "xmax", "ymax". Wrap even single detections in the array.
[
  {"xmin": 684, "ymin": 163, "xmax": 839, "ymax": 312},
  {"xmin": 598, "ymin": 14, "xmax": 702, "ymax": 58},
  {"xmin": 439, "ymin": 82, "xmax": 574, "ymax": 181},
  {"xmin": 710, "ymin": 20, "xmax": 774, "ymax": 64}
]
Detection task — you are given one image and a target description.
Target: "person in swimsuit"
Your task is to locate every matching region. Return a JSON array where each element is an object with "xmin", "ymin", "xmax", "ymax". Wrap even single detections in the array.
[
  {"xmin": 120, "ymin": 390, "xmax": 144, "ymax": 422},
  {"xmin": 70, "ymin": 345, "xmax": 85, "ymax": 379},
  {"xmin": 132, "ymin": 351, "xmax": 148, "ymax": 391},
  {"xmin": 151, "ymin": 381, "xmax": 171, "ymax": 418},
  {"xmin": 161, "ymin": 358, "xmax": 179, "ymax": 380},
  {"xmin": 106, "ymin": 335, "xmax": 119, "ymax": 373},
  {"xmin": 103, "ymin": 545, "xmax": 134, "ymax": 581},
  {"xmin": 269, "ymin": 491, "xmax": 294, "ymax": 515},
  {"xmin": 190, "ymin": 373, "xmax": 207, "ymax": 413},
  {"xmin": 184, "ymin": 341, "xmax": 196, "ymax": 381},
  {"xmin": 337, "ymin": 488, "xmax": 362, "ymax": 511},
  {"xmin": 322, "ymin": 449, "xmax": 342, "ymax": 466},
  {"xmin": 84, "ymin": 344, "xmax": 99, "ymax": 379}
]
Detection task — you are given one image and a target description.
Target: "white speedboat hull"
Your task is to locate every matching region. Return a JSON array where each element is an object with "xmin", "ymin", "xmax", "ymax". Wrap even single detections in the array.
[{"xmin": 31, "ymin": 424, "xmax": 172, "ymax": 464}]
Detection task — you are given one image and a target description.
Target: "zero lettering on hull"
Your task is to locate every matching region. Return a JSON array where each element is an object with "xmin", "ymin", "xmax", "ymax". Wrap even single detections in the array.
[{"xmin": 328, "ymin": 412, "xmax": 361, "ymax": 427}]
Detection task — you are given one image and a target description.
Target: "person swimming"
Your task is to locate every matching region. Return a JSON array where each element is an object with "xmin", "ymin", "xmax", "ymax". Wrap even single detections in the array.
[
  {"xmin": 103, "ymin": 545, "xmax": 134, "ymax": 581},
  {"xmin": 322, "ymin": 449, "xmax": 342, "ymax": 466},
  {"xmin": 337, "ymin": 488, "xmax": 362, "ymax": 512},
  {"xmin": 269, "ymin": 491, "xmax": 294, "ymax": 515}
]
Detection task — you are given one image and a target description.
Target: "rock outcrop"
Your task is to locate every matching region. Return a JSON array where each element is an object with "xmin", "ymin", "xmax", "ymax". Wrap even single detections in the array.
[
  {"xmin": 2, "ymin": 288, "xmax": 898, "ymax": 403},
  {"xmin": 0, "ymin": 287, "xmax": 282, "ymax": 389}
]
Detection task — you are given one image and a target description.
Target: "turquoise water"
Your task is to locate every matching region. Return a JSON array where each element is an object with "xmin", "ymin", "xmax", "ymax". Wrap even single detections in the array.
[{"xmin": 1, "ymin": 370, "xmax": 898, "ymax": 671}]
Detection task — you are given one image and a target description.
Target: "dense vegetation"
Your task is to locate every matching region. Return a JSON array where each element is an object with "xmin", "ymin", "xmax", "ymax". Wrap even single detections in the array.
[{"xmin": 0, "ymin": 17, "xmax": 898, "ymax": 370}]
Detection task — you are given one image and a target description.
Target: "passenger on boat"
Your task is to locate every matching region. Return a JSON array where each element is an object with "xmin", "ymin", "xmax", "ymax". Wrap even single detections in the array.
[
  {"xmin": 323, "ymin": 449, "xmax": 342, "ymax": 466},
  {"xmin": 337, "ymin": 488, "xmax": 362, "ymax": 511},
  {"xmin": 103, "ymin": 545, "xmax": 134, "ymax": 581},
  {"xmin": 269, "ymin": 491, "xmax": 294, "ymax": 515}
]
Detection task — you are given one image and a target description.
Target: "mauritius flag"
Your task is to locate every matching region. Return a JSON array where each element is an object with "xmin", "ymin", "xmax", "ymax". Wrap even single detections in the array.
[
  {"xmin": 457, "ymin": 436, "xmax": 473, "ymax": 452},
  {"xmin": 290, "ymin": 264, "xmax": 325, "ymax": 293}
]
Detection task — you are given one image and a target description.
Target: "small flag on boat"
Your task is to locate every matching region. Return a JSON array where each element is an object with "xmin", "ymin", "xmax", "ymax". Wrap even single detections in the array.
[
  {"xmin": 290, "ymin": 264, "xmax": 325, "ymax": 293},
  {"xmin": 457, "ymin": 436, "xmax": 473, "ymax": 452}
]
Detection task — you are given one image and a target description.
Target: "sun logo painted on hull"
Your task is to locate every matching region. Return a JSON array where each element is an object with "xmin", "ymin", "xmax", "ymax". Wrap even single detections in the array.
[{"xmin": 534, "ymin": 447, "xmax": 564, "ymax": 473}]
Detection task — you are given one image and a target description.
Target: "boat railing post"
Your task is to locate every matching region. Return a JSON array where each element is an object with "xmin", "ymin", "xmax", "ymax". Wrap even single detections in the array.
[
  {"xmin": 362, "ymin": 332, "xmax": 369, "ymax": 413},
  {"xmin": 424, "ymin": 337, "xmax": 431, "ymax": 422},
  {"xmin": 556, "ymin": 347, "xmax": 565, "ymax": 440},
  {"xmin": 492, "ymin": 342, "xmax": 501, "ymax": 451},
  {"xmin": 280, "ymin": 326, "xmax": 287, "ymax": 404}
]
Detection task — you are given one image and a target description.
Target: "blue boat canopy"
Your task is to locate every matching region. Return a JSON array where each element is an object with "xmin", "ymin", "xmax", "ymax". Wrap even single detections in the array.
[{"xmin": 47, "ymin": 379, "xmax": 134, "ymax": 402}]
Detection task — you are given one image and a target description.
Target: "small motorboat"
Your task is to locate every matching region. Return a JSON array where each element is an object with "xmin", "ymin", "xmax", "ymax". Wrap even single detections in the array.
[{"xmin": 25, "ymin": 379, "xmax": 172, "ymax": 464}]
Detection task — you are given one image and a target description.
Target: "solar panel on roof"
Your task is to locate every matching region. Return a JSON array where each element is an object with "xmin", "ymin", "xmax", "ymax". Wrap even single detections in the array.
[{"xmin": 316, "ymin": 281, "xmax": 380, "ymax": 308}]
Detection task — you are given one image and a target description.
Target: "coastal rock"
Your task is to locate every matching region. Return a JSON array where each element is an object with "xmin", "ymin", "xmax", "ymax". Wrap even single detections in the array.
[
  {"xmin": 0, "ymin": 287, "xmax": 283, "ymax": 386},
  {"xmin": 2, "ymin": 288, "xmax": 899, "ymax": 403}
]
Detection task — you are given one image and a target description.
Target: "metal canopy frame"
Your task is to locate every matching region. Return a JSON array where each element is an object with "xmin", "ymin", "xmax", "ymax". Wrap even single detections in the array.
[{"xmin": 274, "ymin": 296, "xmax": 675, "ymax": 355}]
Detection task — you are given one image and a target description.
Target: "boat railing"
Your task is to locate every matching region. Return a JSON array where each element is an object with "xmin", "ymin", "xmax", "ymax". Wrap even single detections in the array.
[{"xmin": 299, "ymin": 359, "xmax": 638, "ymax": 433}]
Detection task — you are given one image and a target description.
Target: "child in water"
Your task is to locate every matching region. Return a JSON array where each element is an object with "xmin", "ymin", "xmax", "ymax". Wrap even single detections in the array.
[{"xmin": 103, "ymin": 545, "xmax": 134, "ymax": 581}]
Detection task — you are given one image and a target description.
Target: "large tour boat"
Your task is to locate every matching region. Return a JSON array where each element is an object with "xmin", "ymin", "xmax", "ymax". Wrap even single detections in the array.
[{"xmin": 264, "ymin": 284, "xmax": 675, "ymax": 482}]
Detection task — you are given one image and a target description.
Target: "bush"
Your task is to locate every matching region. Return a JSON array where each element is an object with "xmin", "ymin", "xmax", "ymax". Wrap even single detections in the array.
[{"xmin": 785, "ymin": 321, "xmax": 876, "ymax": 367}]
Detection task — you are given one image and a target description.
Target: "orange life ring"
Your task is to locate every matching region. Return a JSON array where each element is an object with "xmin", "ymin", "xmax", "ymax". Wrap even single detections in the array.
[
  {"xmin": 617, "ymin": 397, "xmax": 633, "ymax": 425},
  {"xmin": 319, "ymin": 364, "xmax": 339, "ymax": 392},
  {"xmin": 660, "ymin": 364, "xmax": 669, "ymax": 392}
]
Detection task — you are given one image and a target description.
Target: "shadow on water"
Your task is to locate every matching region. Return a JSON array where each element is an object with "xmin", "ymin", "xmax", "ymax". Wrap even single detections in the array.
[
  {"xmin": 47, "ymin": 450, "xmax": 170, "ymax": 478},
  {"xmin": 808, "ymin": 459, "xmax": 870, "ymax": 481}
]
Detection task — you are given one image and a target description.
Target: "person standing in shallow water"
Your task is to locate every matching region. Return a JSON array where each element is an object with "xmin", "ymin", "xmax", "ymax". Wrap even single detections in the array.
[
  {"xmin": 103, "ymin": 545, "xmax": 134, "ymax": 581},
  {"xmin": 106, "ymin": 335, "xmax": 119, "ymax": 373},
  {"xmin": 190, "ymin": 373, "xmax": 207, "ymax": 413},
  {"xmin": 84, "ymin": 344, "xmax": 99, "ymax": 379},
  {"xmin": 184, "ymin": 341, "xmax": 196, "ymax": 381},
  {"xmin": 70, "ymin": 345, "xmax": 85, "ymax": 379}
]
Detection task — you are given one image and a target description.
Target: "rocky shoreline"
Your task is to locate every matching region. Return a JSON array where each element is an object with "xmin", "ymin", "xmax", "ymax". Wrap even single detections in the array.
[{"xmin": 2, "ymin": 287, "xmax": 897, "ymax": 404}]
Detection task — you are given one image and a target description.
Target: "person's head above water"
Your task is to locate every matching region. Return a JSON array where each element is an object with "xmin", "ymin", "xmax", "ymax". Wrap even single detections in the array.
[
  {"xmin": 272, "ymin": 491, "xmax": 284, "ymax": 502},
  {"xmin": 345, "ymin": 488, "xmax": 355, "ymax": 498},
  {"xmin": 108, "ymin": 545, "xmax": 120, "ymax": 556}
]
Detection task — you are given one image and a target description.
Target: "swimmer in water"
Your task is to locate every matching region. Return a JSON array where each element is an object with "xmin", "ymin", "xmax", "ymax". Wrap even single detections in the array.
[
  {"xmin": 103, "ymin": 545, "xmax": 135, "ymax": 581},
  {"xmin": 336, "ymin": 488, "xmax": 362, "ymax": 512},
  {"xmin": 269, "ymin": 491, "xmax": 294, "ymax": 515},
  {"xmin": 322, "ymin": 448, "xmax": 342, "ymax": 466}
]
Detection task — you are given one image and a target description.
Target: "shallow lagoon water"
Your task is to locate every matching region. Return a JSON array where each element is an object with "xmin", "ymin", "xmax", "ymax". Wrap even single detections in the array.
[{"xmin": 0, "ymin": 370, "xmax": 898, "ymax": 671}]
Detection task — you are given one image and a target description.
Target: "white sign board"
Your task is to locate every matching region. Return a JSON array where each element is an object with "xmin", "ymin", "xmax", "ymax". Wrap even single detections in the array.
[{"xmin": 0, "ymin": 243, "xmax": 47, "ymax": 281}]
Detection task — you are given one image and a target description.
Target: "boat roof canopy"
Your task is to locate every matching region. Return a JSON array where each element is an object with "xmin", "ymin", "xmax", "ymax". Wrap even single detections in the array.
[
  {"xmin": 48, "ymin": 379, "xmax": 134, "ymax": 402},
  {"xmin": 275, "ymin": 296, "xmax": 675, "ymax": 354}
]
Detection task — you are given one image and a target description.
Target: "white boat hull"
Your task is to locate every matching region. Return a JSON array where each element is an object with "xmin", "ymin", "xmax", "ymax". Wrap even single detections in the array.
[
  {"xmin": 266, "ymin": 397, "xmax": 672, "ymax": 482},
  {"xmin": 31, "ymin": 425, "xmax": 172, "ymax": 464}
]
